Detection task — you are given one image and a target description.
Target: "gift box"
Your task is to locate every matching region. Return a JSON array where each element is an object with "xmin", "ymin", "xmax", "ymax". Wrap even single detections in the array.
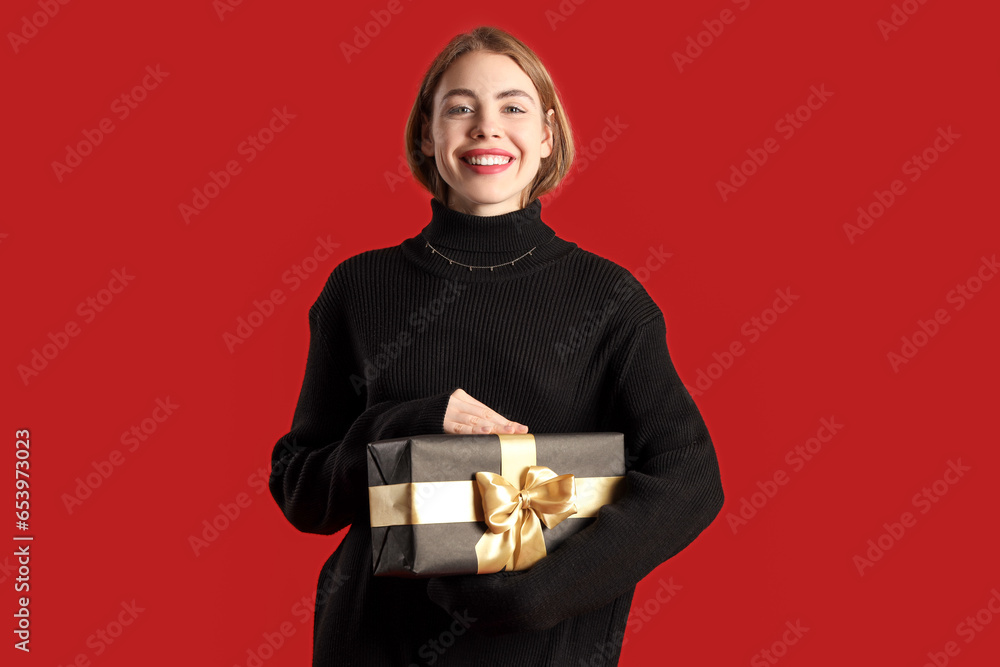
[{"xmin": 367, "ymin": 432, "xmax": 627, "ymax": 578}]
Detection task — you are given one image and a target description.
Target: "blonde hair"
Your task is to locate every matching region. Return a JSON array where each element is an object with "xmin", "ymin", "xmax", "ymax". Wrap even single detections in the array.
[{"xmin": 404, "ymin": 26, "xmax": 575, "ymax": 209}]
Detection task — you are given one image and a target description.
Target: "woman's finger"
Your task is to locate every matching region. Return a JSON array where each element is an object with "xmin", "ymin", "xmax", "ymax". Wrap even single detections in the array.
[{"xmin": 445, "ymin": 389, "xmax": 529, "ymax": 434}]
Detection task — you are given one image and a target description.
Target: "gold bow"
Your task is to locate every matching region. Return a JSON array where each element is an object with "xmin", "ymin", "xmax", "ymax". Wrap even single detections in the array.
[
  {"xmin": 368, "ymin": 433, "xmax": 627, "ymax": 575},
  {"xmin": 474, "ymin": 465, "xmax": 578, "ymax": 573}
]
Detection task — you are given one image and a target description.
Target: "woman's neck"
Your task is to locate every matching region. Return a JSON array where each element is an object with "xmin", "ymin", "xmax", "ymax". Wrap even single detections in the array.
[{"xmin": 445, "ymin": 191, "xmax": 528, "ymax": 217}]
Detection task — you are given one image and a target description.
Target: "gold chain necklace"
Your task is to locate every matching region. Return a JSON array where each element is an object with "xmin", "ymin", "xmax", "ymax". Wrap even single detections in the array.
[{"xmin": 421, "ymin": 232, "xmax": 556, "ymax": 271}]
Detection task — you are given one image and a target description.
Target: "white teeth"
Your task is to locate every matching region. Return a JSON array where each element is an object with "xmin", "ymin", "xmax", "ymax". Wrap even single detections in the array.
[{"xmin": 465, "ymin": 155, "xmax": 511, "ymax": 166}]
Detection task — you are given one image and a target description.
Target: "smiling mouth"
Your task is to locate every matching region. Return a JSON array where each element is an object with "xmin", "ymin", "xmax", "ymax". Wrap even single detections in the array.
[{"xmin": 461, "ymin": 155, "xmax": 513, "ymax": 166}]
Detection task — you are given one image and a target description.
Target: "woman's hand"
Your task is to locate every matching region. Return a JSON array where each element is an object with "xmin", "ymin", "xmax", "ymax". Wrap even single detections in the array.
[{"xmin": 444, "ymin": 388, "xmax": 529, "ymax": 435}]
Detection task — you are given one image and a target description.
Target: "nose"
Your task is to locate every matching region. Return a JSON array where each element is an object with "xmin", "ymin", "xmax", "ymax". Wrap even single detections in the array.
[{"xmin": 471, "ymin": 107, "xmax": 503, "ymax": 139}]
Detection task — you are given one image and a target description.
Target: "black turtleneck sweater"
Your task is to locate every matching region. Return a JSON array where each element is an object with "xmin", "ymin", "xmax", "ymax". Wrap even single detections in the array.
[{"xmin": 268, "ymin": 197, "xmax": 725, "ymax": 666}]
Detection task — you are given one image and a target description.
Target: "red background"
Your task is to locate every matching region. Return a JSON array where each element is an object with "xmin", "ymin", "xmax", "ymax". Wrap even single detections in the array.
[{"xmin": 3, "ymin": 0, "xmax": 999, "ymax": 665}]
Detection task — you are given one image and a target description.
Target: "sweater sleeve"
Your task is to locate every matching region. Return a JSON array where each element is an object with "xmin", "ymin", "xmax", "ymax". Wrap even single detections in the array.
[
  {"xmin": 269, "ymin": 275, "xmax": 457, "ymax": 536},
  {"xmin": 426, "ymin": 310, "xmax": 724, "ymax": 635}
]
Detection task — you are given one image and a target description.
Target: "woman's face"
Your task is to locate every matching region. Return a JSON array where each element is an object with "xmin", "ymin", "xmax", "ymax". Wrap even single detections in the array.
[{"xmin": 421, "ymin": 51, "xmax": 555, "ymax": 216}]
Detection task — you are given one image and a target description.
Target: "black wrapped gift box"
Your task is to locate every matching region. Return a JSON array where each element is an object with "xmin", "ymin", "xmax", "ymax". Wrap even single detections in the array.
[{"xmin": 367, "ymin": 432, "xmax": 627, "ymax": 577}]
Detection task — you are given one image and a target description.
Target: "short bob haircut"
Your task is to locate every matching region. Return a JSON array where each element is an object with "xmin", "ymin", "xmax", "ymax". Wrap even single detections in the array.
[{"xmin": 404, "ymin": 26, "xmax": 575, "ymax": 210}]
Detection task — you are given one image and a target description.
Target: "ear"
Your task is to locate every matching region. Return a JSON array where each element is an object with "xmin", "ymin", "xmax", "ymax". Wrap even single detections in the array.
[
  {"xmin": 540, "ymin": 109, "xmax": 555, "ymax": 159},
  {"xmin": 420, "ymin": 116, "xmax": 435, "ymax": 158}
]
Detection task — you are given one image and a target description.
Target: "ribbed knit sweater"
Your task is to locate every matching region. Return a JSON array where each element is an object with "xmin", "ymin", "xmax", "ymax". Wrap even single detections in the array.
[{"xmin": 268, "ymin": 197, "xmax": 725, "ymax": 666}]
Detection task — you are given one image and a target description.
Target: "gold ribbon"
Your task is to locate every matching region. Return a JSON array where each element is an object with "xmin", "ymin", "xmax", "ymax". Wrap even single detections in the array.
[
  {"xmin": 474, "ymin": 463, "xmax": 578, "ymax": 573},
  {"xmin": 368, "ymin": 434, "xmax": 625, "ymax": 573}
]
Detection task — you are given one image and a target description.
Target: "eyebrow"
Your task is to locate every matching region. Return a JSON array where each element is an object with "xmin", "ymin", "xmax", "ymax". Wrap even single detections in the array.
[{"xmin": 440, "ymin": 88, "xmax": 536, "ymax": 107}]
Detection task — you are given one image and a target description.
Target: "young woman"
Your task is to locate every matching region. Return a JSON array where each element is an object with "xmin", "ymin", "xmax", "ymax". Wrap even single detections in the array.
[{"xmin": 269, "ymin": 25, "xmax": 724, "ymax": 666}]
